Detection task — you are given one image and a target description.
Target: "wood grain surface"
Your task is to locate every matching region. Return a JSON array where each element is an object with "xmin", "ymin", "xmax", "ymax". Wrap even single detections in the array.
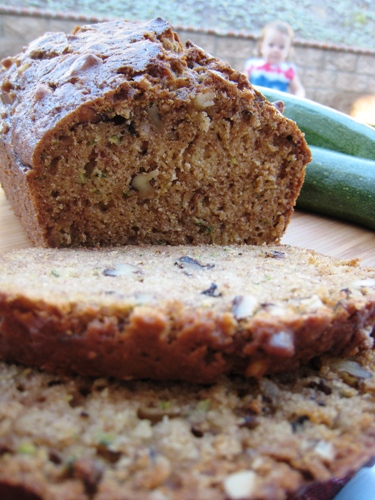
[{"xmin": 1, "ymin": 186, "xmax": 374, "ymax": 266}]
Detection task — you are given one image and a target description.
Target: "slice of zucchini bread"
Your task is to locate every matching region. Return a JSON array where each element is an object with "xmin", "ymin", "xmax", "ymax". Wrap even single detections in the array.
[
  {"xmin": 0, "ymin": 245, "xmax": 374, "ymax": 383},
  {"xmin": 0, "ymin": 18, "xmax": 310, "ymax": 247},
  {"xmin": 1, "ymin": 349, "xmax": 375, "ymax": 499}
]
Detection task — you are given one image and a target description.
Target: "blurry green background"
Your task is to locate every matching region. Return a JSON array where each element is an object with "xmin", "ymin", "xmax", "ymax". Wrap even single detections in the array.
[{"xmin": 7, "ymin": 0, "xmax": 375, "ymax": 50}]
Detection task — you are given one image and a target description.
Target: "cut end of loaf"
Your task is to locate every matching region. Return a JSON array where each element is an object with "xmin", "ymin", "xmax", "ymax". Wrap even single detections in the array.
[{"xmin": 0, "ymin": 18, "xmax": 311, "ymax": 248}]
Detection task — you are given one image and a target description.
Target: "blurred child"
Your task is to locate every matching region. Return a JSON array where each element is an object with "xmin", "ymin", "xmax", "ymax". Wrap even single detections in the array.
[{"xmin": 244, "ymin": 20, "xmax": 305, "ymax": 97}]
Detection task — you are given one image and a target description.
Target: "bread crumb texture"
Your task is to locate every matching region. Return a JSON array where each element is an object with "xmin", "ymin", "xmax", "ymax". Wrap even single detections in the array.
[
  {"xmin": 0, "ymin": 18, "xmax": 310, "ymax": 247},
  {"xmin": 0, "ymin": 245, "xmax": 374, "ymax": 383},
  {"xmin": 1, "ymin": 348, "xmax": 375, "ymax": 499}
]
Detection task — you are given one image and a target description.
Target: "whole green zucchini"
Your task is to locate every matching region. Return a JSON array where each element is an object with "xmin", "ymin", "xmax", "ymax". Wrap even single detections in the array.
[
  {"xmin": 255, "ymin": 86, "xmax": 375, "ymax": 161},
  {"xmin": 296, "ymin": 145, "xmax": 375, "ymax": 230}
]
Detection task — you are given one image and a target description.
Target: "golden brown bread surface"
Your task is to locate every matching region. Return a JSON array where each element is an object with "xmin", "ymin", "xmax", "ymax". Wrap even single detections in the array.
[
  {"xmin": 1, "ymin": 349, "xmax": 375, "ymax": 499},
  {"xmin": 0, "ymin": 244, "xmax": 374, "ymax": 383},
  {"xmin": 0, "ymin": 18, "xmax": 310, "ymax": 247}
]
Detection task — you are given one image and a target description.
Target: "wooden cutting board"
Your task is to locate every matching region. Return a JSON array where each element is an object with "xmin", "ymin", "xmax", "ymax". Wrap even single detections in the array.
[{"xmin": 1, "ymin": 186, "xmax": 374, "ymax": 266}]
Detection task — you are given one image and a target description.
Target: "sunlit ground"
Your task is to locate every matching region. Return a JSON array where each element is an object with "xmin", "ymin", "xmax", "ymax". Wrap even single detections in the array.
[{"xmin": 350, "ymin": 95, "xmax": 375, "ymax": 127}]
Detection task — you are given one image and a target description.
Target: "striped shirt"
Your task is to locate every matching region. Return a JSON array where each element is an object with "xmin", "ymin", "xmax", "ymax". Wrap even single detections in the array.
[{"xmin": 244, "ymin": 58, "xmax": 296, "ymax": 92}]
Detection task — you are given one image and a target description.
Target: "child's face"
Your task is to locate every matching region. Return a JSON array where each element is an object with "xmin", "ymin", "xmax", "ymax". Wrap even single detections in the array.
[{"xmin": 260, "ymin": 28, "xmax": 291, "ymax": 65}]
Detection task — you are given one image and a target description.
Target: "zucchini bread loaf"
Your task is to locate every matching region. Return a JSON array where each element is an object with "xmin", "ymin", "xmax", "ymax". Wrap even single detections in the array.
[
  {"xmin": 1, "ymin": 349, "xmax": 375, "ymax": 499},
  {"xmin": 0, "ymin": 245, "xmax": 374, "ymax": 383},
  {"xmin": 0, "ymin": 18, "xmax": 311, "ymax": 248}
]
